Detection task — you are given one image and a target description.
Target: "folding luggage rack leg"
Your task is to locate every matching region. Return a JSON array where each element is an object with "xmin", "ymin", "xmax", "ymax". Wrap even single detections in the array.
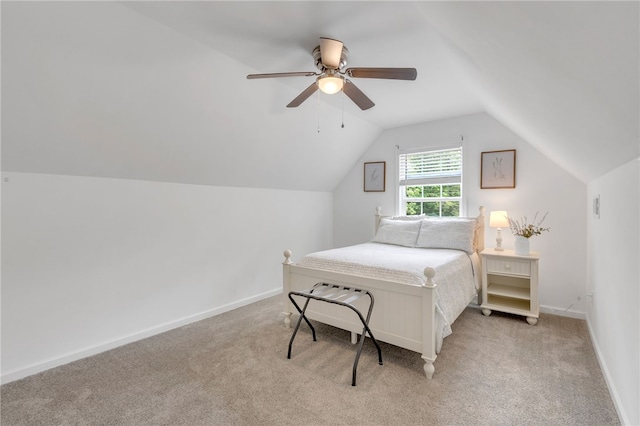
[{"xmin": 287, "ymin": 282, "xmax": 383, "ymax": 386}]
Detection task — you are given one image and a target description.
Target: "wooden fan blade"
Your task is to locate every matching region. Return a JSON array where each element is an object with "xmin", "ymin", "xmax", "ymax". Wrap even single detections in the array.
[
  {"xmin": 247, "ymin": 71, "xmax": 317, "ymax": 79},
  {"xmin": 343, "ymin": 80, "xmax": 375, "ymax": 110},
  {"xmin": 286, "ymin": 83, "xmax": 319, "ymax": 108},
  {"xmin": 319, "ymin": 37, "xmax": 343, "ymax": 69},
  {"xmin": 345, "ymin": 67, "xmax": 417, "ymax": 80}
]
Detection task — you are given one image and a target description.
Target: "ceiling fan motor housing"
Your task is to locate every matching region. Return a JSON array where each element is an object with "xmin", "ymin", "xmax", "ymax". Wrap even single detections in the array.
[{"xmin": 313, "ymin": 45, "xmax": 349, "ymax": 71}]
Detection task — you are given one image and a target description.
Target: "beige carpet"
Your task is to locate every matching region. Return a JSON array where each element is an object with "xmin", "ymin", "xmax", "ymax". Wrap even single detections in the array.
[{"xmin": 1, "ymin": 296, "xmax": 620, "ymax": 425}]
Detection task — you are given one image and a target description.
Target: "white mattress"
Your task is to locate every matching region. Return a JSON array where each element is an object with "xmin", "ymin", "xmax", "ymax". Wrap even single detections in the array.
[{"xmin": 297, "ymin": 242, "xmax": 480, "ymax": 349}]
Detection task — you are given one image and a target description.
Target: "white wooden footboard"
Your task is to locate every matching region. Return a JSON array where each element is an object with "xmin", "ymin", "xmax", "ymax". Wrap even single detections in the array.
[{"xmin": 282, "ymin": 250, "xmax": 438, "ymax": 379}]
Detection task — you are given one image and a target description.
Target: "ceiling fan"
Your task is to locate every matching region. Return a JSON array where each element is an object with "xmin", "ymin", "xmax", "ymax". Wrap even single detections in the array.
[{"xmin": 247, "ymin": 37, "xmax": 417, "ymax": 111}]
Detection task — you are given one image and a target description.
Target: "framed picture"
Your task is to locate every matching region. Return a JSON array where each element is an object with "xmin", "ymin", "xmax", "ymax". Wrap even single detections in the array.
[
  {"xmin": 481, "ymin": 149, "xmax": 516, "ymax": 189},
  {"xmin": 364, "ymin": 161, "xmax": 386, "ymax": 192}
]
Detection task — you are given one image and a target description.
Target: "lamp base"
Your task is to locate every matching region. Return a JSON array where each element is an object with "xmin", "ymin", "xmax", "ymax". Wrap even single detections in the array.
[{"xmin": 494, "ymin": 228, "xmax": 504, "ymax": 251}]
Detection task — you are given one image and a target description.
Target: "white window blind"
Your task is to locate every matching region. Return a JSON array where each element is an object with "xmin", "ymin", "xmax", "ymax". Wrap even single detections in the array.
[{"xmin": 399, "ymin": 147, "xmax": 462, "ymax": 186}]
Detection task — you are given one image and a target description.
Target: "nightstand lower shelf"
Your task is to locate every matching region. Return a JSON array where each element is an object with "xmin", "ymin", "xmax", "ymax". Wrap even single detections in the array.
[
  {"xmin": 487, "ymin": 283, "xmax": 530, "ymax": 300},
  {"xmin": 486, "ymin": 294, "xmax": 531, "ymax": 312}
]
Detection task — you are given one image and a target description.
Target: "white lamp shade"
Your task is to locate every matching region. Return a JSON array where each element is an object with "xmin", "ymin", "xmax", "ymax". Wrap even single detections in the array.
[
  {"xmin": 489, "ymin": 211, "xmax": 509, "ymax": 228},
  {"xmin": 317, "ymin": 76, "xmax": 344, "ymax": 94}
]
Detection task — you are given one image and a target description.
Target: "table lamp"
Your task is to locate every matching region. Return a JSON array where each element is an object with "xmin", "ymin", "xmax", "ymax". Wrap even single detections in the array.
[{"xmin": 489, "ymin": 210, "xmax": 509, "ymax": 251}]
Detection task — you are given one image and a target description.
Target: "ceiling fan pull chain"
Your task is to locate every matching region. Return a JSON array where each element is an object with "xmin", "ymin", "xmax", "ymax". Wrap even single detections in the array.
[
  {"xmin": 341, "ymin": 89, "xmax": 345, "ymax": 128},
  {"xmin": 317, "ymin": 88, "xmax": 321, "ymax": 133}
]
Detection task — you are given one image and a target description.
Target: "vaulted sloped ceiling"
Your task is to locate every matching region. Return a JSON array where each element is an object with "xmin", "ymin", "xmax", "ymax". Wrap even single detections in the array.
[
  {"xmin": 2, "ymin": 2, "xmax": 638, "ymax": 190},
  {"xmin": 416, "ymin": 1, "xmax": 639, "ymax": 182}
]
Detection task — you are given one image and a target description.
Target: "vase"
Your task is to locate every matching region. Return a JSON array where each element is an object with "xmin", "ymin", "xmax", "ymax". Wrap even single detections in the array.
[{"xmin": 514, "ymin": 236, "xmax": 530, "ymax": 256}]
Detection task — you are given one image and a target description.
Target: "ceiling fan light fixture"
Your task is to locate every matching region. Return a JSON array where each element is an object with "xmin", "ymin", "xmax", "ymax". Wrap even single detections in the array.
[{"xmin": 317, "ymin": 75, "xmax": 344, "ymax": 95}]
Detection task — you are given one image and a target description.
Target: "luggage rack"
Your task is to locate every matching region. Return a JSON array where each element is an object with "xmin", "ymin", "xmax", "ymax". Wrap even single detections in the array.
[{"xmin": 287, "ymin": 282, "xmax": 383, "ymax": 386}]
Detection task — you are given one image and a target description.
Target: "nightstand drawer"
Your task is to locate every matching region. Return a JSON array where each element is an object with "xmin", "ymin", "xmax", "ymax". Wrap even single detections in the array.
[{"xmin": 486, "ymin": 258, "xmax": 531, "ymax": 276}]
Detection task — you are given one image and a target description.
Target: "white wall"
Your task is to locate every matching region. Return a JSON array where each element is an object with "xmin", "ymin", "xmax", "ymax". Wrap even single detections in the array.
[
  {"xmin": 587, "ymin": 158, "xmax": 639, "ymax": 426},
  {"xmin": 334, "ymin": 112, "xmax": 587, "ymax": 316},
  {"xmin": 1, "ymin": 172, "xmax": 333, "ymax": 383}
]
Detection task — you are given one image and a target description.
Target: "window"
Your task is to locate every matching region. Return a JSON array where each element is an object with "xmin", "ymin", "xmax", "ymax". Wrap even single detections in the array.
[{"xmin": 398, "ymin": 147, "xmax": 463, "ymax": 217}]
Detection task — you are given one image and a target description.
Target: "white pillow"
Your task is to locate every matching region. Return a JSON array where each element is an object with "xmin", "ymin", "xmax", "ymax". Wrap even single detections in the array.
[
  {"xmin": 416, "ymin": 218, "xmax": 476, "ymax": 254},
  {"xmin": 372, "ymin": 218, "xmax": 422, "ymax": 247}
]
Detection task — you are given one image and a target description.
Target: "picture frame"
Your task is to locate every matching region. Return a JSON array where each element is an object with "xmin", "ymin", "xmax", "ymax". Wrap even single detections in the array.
[
  {"xmin": 364, "ymin": 161, "xmax": 386, "ymax": 192},
  {"xmin": 481, "ymin": 149, "xmax": 516, "ymax": 189}
]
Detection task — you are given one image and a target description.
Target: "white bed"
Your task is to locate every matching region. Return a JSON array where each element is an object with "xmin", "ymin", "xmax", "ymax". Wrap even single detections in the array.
[{"xmin": 282, "ymin": 207, "xmax": 485, "ymax": 378}]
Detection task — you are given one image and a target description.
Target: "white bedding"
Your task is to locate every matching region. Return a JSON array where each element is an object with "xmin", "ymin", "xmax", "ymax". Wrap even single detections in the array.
[{"xmin": 297, "ymin": 242, "xmax": 480, "ymax": 349}]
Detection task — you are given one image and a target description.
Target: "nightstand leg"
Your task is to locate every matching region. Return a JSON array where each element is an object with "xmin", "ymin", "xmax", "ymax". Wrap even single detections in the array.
[
  {"xmin": 526, "ymin": 317, "xmax": 538, "ymax": 325},
  {"xmin": 481, "ymin": 308, "xmax": 492, "ymax": 316}
]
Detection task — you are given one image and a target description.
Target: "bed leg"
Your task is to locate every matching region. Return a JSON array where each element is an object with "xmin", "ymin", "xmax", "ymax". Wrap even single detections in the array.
[
  {"xmin": 422, "ymin": 356, "xmax": 435, "ymax": 379},
  {"xmin": 421, "ymin": 267, "xmax": 437, "ymax": 380},
  {"xmin": 351, "ymin": 332, "xmax": 358, "ymax": 344},
  {"xmin": 283, "ymin": 312, "xmax": 292, "ymax": 329},
  {"xmin": 282, "ymin": 249, "xmax": 293, "ymax": 329}
]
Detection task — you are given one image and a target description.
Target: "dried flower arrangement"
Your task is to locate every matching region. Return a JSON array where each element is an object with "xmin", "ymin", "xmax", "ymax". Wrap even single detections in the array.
[{"xmin": 508, "ymin": 212, "xmax": 550, "ymax": 238}]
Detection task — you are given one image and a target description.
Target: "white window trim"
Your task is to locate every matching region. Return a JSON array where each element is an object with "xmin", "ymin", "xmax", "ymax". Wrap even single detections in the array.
[{"xmin": 396, "ymin": 143, "xmax": 464, "ymax": 217}]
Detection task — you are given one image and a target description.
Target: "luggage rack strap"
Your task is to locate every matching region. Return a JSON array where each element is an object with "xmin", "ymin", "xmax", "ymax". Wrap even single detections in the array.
[
  {"xmin": 287, "ymin": 282, "xmax": 383, "ymax": 386},
  {"xmin": 296, "ymin": 283, "xmax": 368, "ymax": 304}
]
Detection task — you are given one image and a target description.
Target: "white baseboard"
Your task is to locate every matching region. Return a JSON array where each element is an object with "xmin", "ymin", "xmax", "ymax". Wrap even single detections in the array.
[
  {"xmin": 470, "ymin": 296, "xmax": 586, "ymax": 320},
  {"xmin": 585, "ymin": 317, "xmax": 628, "ymax": 425},
  {"xmin": 1, "ymin": 288, "xmax": 282, "ymax": 385},
  {"xmin": 539, "ymin": 304, "xmax": 586, "ymax": 320}
]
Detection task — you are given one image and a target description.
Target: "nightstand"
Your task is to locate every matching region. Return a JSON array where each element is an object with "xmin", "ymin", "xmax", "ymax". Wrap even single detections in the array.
[{"xmin": 480, "ymin": 248, "xmax": 539, "ymax": 325}]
